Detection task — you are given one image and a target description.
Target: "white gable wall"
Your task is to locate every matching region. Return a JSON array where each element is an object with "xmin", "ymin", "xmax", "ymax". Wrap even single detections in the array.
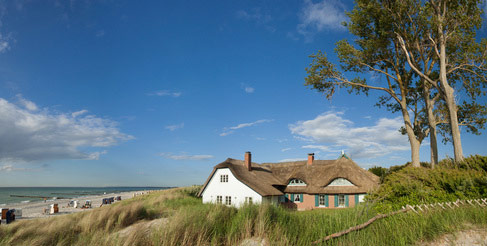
[{"xmin": 201, "ymin": 168, "xmax": 263, "ymax": 207}]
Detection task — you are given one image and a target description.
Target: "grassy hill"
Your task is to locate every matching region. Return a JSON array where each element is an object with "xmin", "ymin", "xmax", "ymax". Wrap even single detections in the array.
[{"xmin": 1, "ymin": 185, "xmax": 487, "ymax": 246}]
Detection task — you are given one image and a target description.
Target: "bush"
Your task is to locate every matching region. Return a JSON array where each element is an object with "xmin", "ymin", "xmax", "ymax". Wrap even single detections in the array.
[{"xmin": 368, "ymin": 155, "xmax": 487, "ymax": 212}]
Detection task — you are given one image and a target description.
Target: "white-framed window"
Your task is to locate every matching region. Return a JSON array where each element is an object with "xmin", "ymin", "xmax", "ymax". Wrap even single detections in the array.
[
  {"xmin": 319, "ymin": 195, "xmax": 326, "ymax": 206},
  {"xmin": 220, "ymin": 174, "xmax": 228, "ymax": 183},
  {"xmin": 294, "ymin": 194, "xmax": 301, "ymax": 202},
  {"xmin": 216, "ymin": 196, "xmax": 222, "ymax": 204},
  {"xmin": 288, "ymin": 178, "xmax": 306, "ymax": 186},
  {"xmin": 338, "ymin": 194, "xmax": 345, "ymax": 207},
  {"xmin": 245, "ymin": 197, "xmax": 253, "ymax": 204},
  {"xmin": 225, "ymin": 196, "xmax": 231, "ymax": 205}
]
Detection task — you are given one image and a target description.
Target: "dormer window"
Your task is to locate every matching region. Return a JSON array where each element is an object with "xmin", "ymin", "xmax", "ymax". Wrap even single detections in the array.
[
  {"xmin": 288, "ymin": 178, "xmax": 306, "ymax": 186},
  {"xmin": 327, "ymin": 178, "xmax": 354, "ymax": 186}
]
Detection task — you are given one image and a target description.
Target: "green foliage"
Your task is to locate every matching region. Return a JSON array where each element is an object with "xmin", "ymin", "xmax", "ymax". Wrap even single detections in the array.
[
  {"xmin": 368, "ymin": 166, "xmax": 388, "ymax": 181},
  {"xmin": 368, "ymin": 155, "xmax": 487, "ymax": 212}
]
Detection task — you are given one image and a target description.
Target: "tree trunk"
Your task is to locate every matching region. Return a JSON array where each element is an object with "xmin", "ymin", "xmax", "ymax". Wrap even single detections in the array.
[
  {"xmin": 438, "ymin": 30, "xmax": 464, "ymax": 162},
  {"xmin": 401, "ymin": 106, "xmax": 421, "ymax": 167},
  {"xmin": 423, "ymin": 85, "xmax": 438, "ymax": 168}
]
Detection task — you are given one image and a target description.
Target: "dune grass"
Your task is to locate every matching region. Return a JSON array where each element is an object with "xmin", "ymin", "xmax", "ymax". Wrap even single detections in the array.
[{"xmin": 1, "ymin": 186, "xmax": 487, "ymax": 246}]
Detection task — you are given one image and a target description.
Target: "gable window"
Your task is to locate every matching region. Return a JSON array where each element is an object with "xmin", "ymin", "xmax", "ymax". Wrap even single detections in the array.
[
  {"xmin": 338, "ymin": 194, "xmax": 345, "ymax": 207},
  {"xmin": 288, "ymin": 178, "xmax": 306, "ymax": 186},
  {"xmin": 225, "ymin": 196, "xmax": 232, "ymax": 205},
  {"xmin": 245, "ymin": 197, "xmax": 253, "ymax": 204},
  {"xmin": 328, "ymin": 178, "xmax": 354, "ymax": 186},
  {"xmin": 216, "ymin": 196, "xmax": 222, "ymax": 204},
  {"xmin": 220, "ymin": 174, "xmax": 228, "ymax": 183}
]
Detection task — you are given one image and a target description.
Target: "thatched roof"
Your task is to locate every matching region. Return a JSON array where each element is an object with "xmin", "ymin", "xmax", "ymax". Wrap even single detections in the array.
[{"xmin": 197, "ymin": 156, "xmax": 379, "ymax": 197}]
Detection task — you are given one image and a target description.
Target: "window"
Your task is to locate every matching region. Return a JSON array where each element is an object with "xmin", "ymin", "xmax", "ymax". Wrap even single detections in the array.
[
  {"xmin": 220, "ymin": 174, "xmax": 228, "ymax": 183},
  {"xmin": 245, "ymin": 197, "xmax": 253, "ymax": 204},
  {"xmin": 338, "ymin": 194, "xmax": 345, "ymax": 207},
  {"xmin": 216, "ymin": 196, "xmax": 222, "ymax": 204},
  {"xmin": 328, "ymin": 178, "xmax": 354, "ymax": 186},
  {"xmin": 319, "ymin": 195, "xmax": 326, "ymax": 206},
  {"xmin": 279, "ymin": 195, "xmax": 288, "ymax": 203},
  {"xmin": 288, "ymin": 178, "xmax": 306, "ymax": 186},
  {"xmin": 294, "ymin": 194, "xmax": 301, "ymax": 202},
  {"xmin": 225, "ymin": 196, "xmax": 231, "ymax": 205}
]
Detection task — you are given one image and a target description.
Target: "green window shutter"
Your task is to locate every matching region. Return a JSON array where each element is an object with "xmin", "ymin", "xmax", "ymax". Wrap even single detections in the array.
[
  {"xmin": 346, "ymin": 195, "xmax": 349, "ymax": 207},
  {"xmin": 334, "ymin": 195, "xmax": 338, "ymax": 207},
  {"xmin": 355, "ymin": 194, "xmax": 359, "ymax": 205},
  {"xmin": 291, "ymin": 194, "xmax": 295, "ymax": 202},
  {"xmin": 315, "ymin": 195, "xmax": 319, "ymax": 207},
  {"xmin": 325, "ymin": 195, "xmax": 329, "ymax": 207},
  {"xmin": 300, "ymin": 194, "xmax": 303, "ymax": 203}
]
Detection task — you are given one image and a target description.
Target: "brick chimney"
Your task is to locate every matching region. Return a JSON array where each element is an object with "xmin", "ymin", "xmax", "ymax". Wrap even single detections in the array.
[
  {"xmin": 307, "ymin": 153, "xmax": 314, "ymax": 166},
  {"xmin": 245, "ymin": 151, "xmax": 252, "ymax": 171}
]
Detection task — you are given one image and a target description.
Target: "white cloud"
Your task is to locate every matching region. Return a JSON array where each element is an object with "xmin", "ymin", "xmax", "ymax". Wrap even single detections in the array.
[
  {"xmin": 165, "ymin": 123, "xmax": 184, "ymax": 131},
  {"xmin": 289, "ymin": 111, "xmax": 409, "ymax": 159},
  {"xmin": 220, "ymin": 119, "xmax": 273, "ymax": 136},
  {"xmin": 0, "ymin": 97, "xmax": 133, "ymax": 164},
  {"xmin": 297, "ymin": 0, "xmax": 347, "ymax": 40},
  {"xmin": 72, "ymin": 109, "xmax": 88, "ymax": 118},
  {"xmin": 244, "ymin": 87, "xmax": 255, "ymax": 93},
  {"xmin": 302, "ymin": 144, "xmax": 331, "ymax": 152},
  {"xmin": 17, "ymin": 94, "xmax": 38, "ymax": 111},
  {"xmin": 148, "ymin": 90, "xmax": 182, "ymax": 98},
  {"xmin": 0, "ymin": 164, "xmax": 27, "ymax": 172},
  {"xmin": 281, "ymin": 148, "xmax": 292, "ymax": 152},
  {"xmin": 159, "ymin": 153, "xmax": 214, "ymax": 161}
]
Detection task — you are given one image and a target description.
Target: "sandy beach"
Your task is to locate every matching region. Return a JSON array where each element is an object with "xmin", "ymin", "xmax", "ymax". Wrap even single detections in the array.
[{"xmin": 2, "ymin": 190, "xmax": 155, "ymax": 220}]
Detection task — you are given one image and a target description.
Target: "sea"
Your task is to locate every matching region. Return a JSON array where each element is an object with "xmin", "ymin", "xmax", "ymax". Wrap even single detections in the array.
[{"xmin": 0, "ymin": 187, "xmax": 172, "ymax": 206}]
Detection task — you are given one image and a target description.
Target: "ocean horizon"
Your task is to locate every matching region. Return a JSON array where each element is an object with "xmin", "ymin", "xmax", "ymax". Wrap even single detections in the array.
[{"xmin": 0, "ymin": 186, "xmax": 173, "ymax": 206}]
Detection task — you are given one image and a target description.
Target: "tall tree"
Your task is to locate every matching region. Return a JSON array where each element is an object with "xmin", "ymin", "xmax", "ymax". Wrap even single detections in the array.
[
  {"xmin": 305, "ymin": 0, "xmax": 427, "ymax": 167},
  {"xmin": 395, "ymin": 0, "xmax": 487, "ymax": 162}
]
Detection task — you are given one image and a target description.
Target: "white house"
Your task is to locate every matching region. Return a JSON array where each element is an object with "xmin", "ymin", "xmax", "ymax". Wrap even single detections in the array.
[{"xmin": 198, "ymin": 152, "xmax": 379, "ymax": 209}]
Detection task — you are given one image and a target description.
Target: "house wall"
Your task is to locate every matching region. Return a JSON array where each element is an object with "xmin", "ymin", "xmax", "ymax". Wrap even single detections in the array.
[
  {"xmin": 281, "ymin": 193, "xmax": 366, "ymax": 210},
  {"xmin": 296, "ymin": 194, "xmax": 315, "ymax": 210},
  {"xmin": 201, "ymin": 168, "xmax": 262, "ymax": 207}
]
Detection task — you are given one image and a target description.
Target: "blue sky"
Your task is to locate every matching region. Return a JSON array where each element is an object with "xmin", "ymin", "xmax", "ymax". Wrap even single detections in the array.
[{"xmin": 0, "ymin": 0, "xmax": 486, "ymax": 187}]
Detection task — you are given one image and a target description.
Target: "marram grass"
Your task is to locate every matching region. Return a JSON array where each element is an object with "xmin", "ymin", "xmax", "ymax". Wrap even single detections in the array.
[{"xmin": 1, "ymin": 186, "xmax": 487, "ymax": 246}]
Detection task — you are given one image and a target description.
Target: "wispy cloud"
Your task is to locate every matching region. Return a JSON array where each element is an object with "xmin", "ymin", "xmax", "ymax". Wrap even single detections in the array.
[
  {"xmin": 159, "ymin": 153, "xmax": 214, "ymax": 161},
  {"xmin": 302, "ymin": 144, "xmax": 332, "ymax": 152},
  {"xmin": 236, "ymin": 8, "xmax": 275, "ymax": 32},
  {"xmin": 148, "ymin": 90, "xmax": 182, "ymax": 98},
  {"xmin": 165, "ymin": 123, "xmax": 184, "ymax": 131},
  {"xmin": 0, "ymin": 97, "xmax": 133, "ymax": 164},
  {"xmin": 0, "ymin": 3, "xmax": 13, "ymax": 54},
  {"xmin": 0, "ymin": 164, "xmax": 29, "ymax": 172},
  {"xmin": 281, "ymin": 148, "xmax": 292, "ymax": 152},
  {"xmin": 96, "ymin": 29, "xmax": 105, "ymax": 37},
  {"xmin": 16, "ymin": 94, "xmax": 38, "ymax": 111},
  {"xmin": 72, "ymin": 109, "xmax": 88, "ymax": 118},
  {"xmin": 220, "ymin": 119, "xmax": 273, "ymax": 136},
  {"xmin": 290, "ymin": 111, "xmax": 409, "ymax": 159},
  {"xmin": 244, "ymin": 87, "xmax": 255, "ymax": 93},
  {"xmin": 296, "ymin": 0, "xmax": 348, "ymax": 41}
]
